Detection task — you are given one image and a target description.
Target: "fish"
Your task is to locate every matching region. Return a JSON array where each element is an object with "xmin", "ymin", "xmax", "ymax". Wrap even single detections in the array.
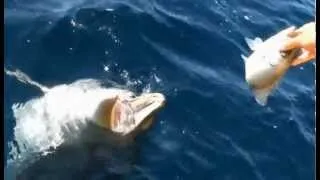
[{"xmin": 242, "ymin": 26, "xmax": 303, "ymax": 106}]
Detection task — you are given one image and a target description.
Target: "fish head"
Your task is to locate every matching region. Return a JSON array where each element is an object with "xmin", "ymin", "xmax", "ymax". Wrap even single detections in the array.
[{"xmin": 94, "ymin": 92, "xmax": 166, "ymax": 135}]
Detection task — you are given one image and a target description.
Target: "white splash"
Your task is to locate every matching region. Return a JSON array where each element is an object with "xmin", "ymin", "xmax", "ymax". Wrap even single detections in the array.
[
  {"xmin": 103, "ymin": 65, "xmax": 110, "ymax": 72},
  {"xmin": 4, "ymin": 68, "xmax": 49, "ymax": 92}
]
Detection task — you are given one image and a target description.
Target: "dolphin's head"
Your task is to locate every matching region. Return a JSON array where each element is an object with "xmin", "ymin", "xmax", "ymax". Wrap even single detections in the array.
[{"xmin": 94, "ymin": 93, "xmax": 166, "ymax": 135}]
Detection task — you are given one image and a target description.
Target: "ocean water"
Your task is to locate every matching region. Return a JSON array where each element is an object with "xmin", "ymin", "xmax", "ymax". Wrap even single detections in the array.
[{"xmin": 4, "ymin": 0, "xmax": 315, "ymax": 179}]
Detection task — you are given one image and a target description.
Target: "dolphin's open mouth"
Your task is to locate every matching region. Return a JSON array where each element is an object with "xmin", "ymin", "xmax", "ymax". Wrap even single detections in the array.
[{"xmin": 107, "ymin": 93, "xmax": 165, "ymax": 135}]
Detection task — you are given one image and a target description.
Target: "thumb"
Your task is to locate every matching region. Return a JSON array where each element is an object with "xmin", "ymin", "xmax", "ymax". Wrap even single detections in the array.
[
  {"xmin": 291, "ymin": 51, "xmax": 315, "ymax": 66},
  {"xmin": 287, "ymin": 30, "xmax": 302, "ymax": 38},
  {"xmin": 280, "ymin": 38, "xmax": 302, "ymax": 51}
]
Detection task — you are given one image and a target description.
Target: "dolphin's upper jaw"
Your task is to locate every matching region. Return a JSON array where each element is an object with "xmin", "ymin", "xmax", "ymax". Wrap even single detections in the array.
[
  {"xmin": 113, "ymin": 93, "xmax": 165, "ymax": 134},
  {"xmin": 129, "ymin": 93, "xmax": 165, "ymax": 123}
]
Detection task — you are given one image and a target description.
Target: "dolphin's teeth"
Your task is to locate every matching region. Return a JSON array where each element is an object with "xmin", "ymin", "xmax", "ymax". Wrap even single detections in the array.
[{"xmin": 106, "ymin": 93, "xmax": 165, "ymax": 135}]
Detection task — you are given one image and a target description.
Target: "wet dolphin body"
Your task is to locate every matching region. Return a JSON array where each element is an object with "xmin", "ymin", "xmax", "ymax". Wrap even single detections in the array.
[
  {"xmin": 4, "ymin": 68, "xmax": 166, "ymax": 179},
  {"xmin": 8, "ymin": 92, "xmax": 166, "ymax": 180}
]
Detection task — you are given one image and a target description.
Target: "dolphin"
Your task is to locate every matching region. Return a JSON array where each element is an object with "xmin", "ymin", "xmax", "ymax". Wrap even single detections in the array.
[
  {"xmin": 6, "ymin": 89, "xmax": 166, "ymax": 180},
  {"xmin": 4, "ymin": 68, "xmax": 166, "ymax": 179}
]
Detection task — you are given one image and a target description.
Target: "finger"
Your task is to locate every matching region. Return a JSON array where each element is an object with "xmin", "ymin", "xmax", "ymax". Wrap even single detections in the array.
[
  {"xmin": 281, "ymin": 26, "xmax": 296, "ymax": 36},
  {"xmin": 291, "ymin": 22, "xmax": 314, "ymax": 37},
  {"xmin": 299, "ymin": 22, "xmax": 315, "ymax": 30},
  {"xmin": 287, "ymin": 30, "xmax": 302, "ymax": 37},
  {"xmin": 291, "ymin": 52, "xmax": 315, "ymax": 66},
  {"xmin": 280, "ymin": 38, "xmax": 302, "ymax": 51}
]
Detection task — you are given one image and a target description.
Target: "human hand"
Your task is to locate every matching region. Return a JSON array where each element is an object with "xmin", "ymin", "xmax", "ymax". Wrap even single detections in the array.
[{"xmin": 280, "ymin": 22, "xmax": 316, "ymax": 66}]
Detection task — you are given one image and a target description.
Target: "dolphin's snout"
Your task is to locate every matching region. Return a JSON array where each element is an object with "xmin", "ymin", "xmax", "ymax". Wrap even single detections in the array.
[{"xmin": 95, "ymin": 92, "xmax": 166, "ymax": 135}]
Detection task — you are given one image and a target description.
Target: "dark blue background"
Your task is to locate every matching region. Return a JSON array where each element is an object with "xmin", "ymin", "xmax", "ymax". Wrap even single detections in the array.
[{"xmin": 4, "ymin": 0, "xmax": 315, "ymax": 179}]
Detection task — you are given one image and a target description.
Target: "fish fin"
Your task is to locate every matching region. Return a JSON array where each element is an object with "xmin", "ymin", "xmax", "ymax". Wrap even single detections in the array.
[
  {"xmin": 252, "ymin": 88, "xmax": 273, "ymax": 106},
  {"xmin": 241, "ymin": 54, "xmax": 247, "ymax": 62},
  {"xmin": 245, "ymin": 37, "xmax": 263, "ymax": 51}
]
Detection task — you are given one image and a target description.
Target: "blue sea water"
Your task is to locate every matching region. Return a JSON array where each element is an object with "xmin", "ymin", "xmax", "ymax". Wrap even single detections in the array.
[{"xmin": 4, "ymin": 0, "xmax": 315, "ymax": 179}]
